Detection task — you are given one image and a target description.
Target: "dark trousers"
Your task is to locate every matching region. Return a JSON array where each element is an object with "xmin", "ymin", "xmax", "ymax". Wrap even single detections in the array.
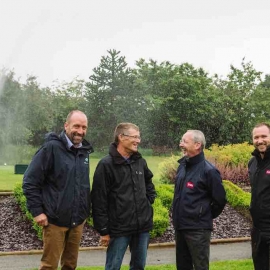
[
  {"xmin": 175, "ymin": 229, "xmax": 211, "ymax": 270},
  {"xmin": 252, "ymin": 227, "xmax": 270, "ymax": 270}
]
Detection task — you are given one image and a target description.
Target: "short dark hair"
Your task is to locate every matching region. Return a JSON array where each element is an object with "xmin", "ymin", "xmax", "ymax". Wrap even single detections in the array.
[
  {"xmin": 252, "ymin": 122, "xmax": 270, "ymax": 136},
  {"xmin": 114, "ymin": 123, "xmax": 139, "ymax": 143}
]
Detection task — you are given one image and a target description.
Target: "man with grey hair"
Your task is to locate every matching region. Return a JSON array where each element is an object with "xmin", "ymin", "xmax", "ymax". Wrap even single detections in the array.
[
  {"xmin": 172, "ymin": 129, "xmax": 226, "ymax": 270},
  {"xmin": 91, "ymin": 122, "xmax": 156, "ymax": 270}
]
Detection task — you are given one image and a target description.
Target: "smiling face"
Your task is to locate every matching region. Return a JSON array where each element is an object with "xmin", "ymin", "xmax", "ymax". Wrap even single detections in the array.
[
  {"xmin": 64, "ymin": 111, "xmax": 88, "ymax": 147},
  {"xmin": 252, "ymin": 125, "xmax": 270, "ymax": 157},
  {"xmin": 117, "ymin": 128, "xmax": 141, "ymax": 157},
  {"xmin": 179, "ymin": 131, "xmax": 201, "ymax": 158}
]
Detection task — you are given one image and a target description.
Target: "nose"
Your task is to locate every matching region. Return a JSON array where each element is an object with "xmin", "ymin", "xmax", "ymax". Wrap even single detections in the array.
[{"xmin": 77, "ymin": 127, "xmax": 84, "ymax": 135}]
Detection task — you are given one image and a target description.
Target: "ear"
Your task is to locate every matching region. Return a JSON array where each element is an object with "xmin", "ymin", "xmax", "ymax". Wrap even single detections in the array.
[
  {"xmin": 195, "ymin": 142, "xmax": 202, "ymax": 150},
  {"xmin": 64, "ymin": 122, "xmax": 68, "ymax": 131},
  {"xmin": 118, "ymin": 134, "xmax": 124, "ymax": 142}
]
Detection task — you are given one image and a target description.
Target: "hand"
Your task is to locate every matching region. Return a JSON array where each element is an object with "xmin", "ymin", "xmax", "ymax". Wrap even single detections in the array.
[
  {"xmin": 34, "ymin": 213, "xmax": 48, "ymax": 227},
  {"xmin": 99, "ymin": 235, "xmax": 110, "ymax": 247}
]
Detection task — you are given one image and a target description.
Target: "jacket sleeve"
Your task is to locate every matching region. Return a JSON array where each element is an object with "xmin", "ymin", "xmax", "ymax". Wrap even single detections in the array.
[
  {"xmin": 206, "ymin": 168, "xmax": 227, "ymax": 219},
  {"xmin": 22, "ymin": 145, "xmax": 52, "ymax": 217},
  {"xmin": 91, "ymin": 161, "xmax": 110, "ymax": 236},
  {"xmin": 143, "ymin": 159, "xmax": 157, "ymax": 204}
]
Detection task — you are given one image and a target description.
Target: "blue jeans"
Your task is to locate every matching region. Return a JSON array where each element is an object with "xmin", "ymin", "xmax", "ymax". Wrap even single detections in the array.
[{"xmin": 105, "ymin": 232, "xmax": 150, "ymax": 270}]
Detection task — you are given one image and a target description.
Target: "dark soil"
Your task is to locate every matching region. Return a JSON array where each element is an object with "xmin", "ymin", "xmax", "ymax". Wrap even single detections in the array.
[{"xmin": 0, "ymin": 196, "xmax": 252, "ymax": 252}]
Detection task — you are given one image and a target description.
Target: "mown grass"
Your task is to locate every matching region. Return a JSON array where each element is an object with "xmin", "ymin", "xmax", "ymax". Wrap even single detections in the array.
[
  {"xmin": 29, "ymin": 259, "xmax": 253, "ymax": 270},
  {"xmin": 0, "ymin": 156, "xmax": 167, "ymax": 191}
]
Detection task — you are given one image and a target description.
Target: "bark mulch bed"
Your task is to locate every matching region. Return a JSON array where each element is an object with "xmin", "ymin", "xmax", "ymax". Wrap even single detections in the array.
[{"xmin": 0, "ymin": 196, "xmax": 252, "ymax": 252}]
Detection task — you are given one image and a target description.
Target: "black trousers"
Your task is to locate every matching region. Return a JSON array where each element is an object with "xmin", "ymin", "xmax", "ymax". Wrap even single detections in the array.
[
  {"xmin": 175, "ymin": 229, "xmax": 211, "ymax": 270},
  {"xmin": 252, "ymin": 227, "xmax": 270, "ymax": 270}
]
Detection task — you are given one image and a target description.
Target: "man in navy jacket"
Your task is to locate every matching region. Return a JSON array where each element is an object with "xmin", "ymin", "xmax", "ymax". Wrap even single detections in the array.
[
  {"xmin": 23, "ymin": 110, "xmax": 93, "ymax": 270},
  {"xmin": 172, "ymin": 130, "xmax": 226, "ymax": 270}
]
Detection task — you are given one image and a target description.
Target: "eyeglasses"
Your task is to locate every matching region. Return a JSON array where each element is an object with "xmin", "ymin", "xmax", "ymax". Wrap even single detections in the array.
[{"xmin": 122, "ymin": 134, "xmax": 141, "ymax": 140}]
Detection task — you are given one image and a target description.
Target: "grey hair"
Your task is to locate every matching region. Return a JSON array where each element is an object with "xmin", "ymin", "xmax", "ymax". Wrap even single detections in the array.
[
  {"xmin": 114, "ymin": 122, "xmax": 139, "ymax": 144},
  {"xmin": 187, "ymin": 130, "xmax": 206, "ymax": 150}
]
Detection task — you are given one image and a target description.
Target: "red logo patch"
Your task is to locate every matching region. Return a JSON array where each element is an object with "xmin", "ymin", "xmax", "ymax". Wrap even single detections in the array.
[
  {"xmin": 186, "ymin": 182, "xmax": 194, "ymax": 188},
  {"xmin": 266, "ymin": 170, "xmax": 270, "ymax": 174}
]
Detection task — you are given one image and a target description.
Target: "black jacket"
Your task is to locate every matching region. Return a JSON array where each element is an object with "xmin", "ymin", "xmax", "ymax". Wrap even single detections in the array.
[
  {"xmin": 23, "ymin": 131, "xmax": 94, "ymax": 228},
  {"xmin": 91, "ymin": 143, "xmax": 156, "ymax": 237},
  {"xmin": 248, "ymin": 147, "xmax": 270, "ymax": 231},
  {"xmin": 172, "ymin": 152, "xmax": 226, "ymax": 230}
]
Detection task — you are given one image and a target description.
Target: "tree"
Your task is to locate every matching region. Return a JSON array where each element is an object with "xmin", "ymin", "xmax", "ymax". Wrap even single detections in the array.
[
  {"xmin": 133, "ymin": 60, "xmax": 219, "ymax": 148},
  {"xmin": 85, "ymin": 49, "xmax": 140, "ymax": 147},
  {"xmin": 213, "ymin": 60, "xmax": 263, "ymax": 144}
]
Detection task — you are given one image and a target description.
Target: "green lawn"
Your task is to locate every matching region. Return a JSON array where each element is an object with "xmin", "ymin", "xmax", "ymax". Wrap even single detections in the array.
[
  {"xmin": 0, "ymin": 156, "xmax": 167, "ymax": 191},
  {"xmin": 30, "ymin": 259, "xmax": 253, "ymax": 270}
]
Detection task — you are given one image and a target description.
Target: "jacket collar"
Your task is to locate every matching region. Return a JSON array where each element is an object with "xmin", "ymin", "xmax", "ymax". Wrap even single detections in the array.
[
  {"xmin": 109, "ymin": 143, "xmax": 141, "ymax": 164},
  {"xmin": 59, "ymin": 131, "xmax": 94, "ymax": 153},
  {"xmin": 178, "ymin": 151, "xmax": 205, "ymax": 165},
  {"xmin": 252, "ymin": 146, "xmax": 270, "ymax": 160}
]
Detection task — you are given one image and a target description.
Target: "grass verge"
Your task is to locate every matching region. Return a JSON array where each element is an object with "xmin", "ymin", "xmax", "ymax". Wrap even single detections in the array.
[{"xmin": 29, "ymin": 259, "xmax": 253, "ymax": 270}]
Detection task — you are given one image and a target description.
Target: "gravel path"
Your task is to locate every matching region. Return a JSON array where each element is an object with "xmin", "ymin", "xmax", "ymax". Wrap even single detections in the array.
[{"xmin": 0, "ymin": 196, "xmax": 252, "ymax": 252}]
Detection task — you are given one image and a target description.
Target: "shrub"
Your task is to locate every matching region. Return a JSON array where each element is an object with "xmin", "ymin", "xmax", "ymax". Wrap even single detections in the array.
[
  {"xmin": 223, "ymin": 180, "xmax": 251, "ymax": 220},
  {"xmin": 157, "ymin": 143, "xmax": 253, "ymax": 186},
  {"xmin": 155, "ymin": 184, "xmax": 174, "ymax": 210},
  {"xmin": 158, "ymin": 155, "xmax": 179, "ymax": 184},
  {"xmin": 14, "ymin": 182, "xmax": 43, "ymax": 239},
  {"xmin": 205, "ymin": 142, "xmax": 253, "ymax": 186},
  {"xmin": 151, "ymin": 198, "xmax": 169, "ymax": 238}
]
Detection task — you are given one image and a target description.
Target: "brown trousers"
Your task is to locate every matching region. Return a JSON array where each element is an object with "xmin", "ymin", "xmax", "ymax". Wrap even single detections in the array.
[{"xmin": 39, "ymin": 221, "xmax": 85, "ymax": 270}]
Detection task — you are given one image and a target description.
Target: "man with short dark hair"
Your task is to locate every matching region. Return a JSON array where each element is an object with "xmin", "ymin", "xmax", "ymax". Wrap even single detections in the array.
[
  {"xmin": 23, "ymin": 110, "xmax": 93, "ymax": 270},
  {"xmin": 249, "ymin": 122, "xmax": 270, "ymax": 270},
  {"xmin": 91, "ymin": 122, "xmax": 156, "ymax": 270},
  {"xmin": 172, "ymin": 129, "xmax": 226, "ymax": 270}
]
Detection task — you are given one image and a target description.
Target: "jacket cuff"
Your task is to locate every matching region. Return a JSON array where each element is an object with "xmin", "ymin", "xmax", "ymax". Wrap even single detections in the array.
[
  {"xmin": 30, "ymin": 207, "xmax": 44, "ymax": 217},
  {"xmin": 99, "ymin": 228, "xmax": 109, "ymax": 236}
]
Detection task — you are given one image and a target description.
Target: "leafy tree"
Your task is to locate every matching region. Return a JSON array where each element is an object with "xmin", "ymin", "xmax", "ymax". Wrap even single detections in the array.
[
  {"xmin": 133, "ymin": 60, "xmax": 219, "ymax": 148},
  {"xmin": 213, "ymin": 60, "xmax": 263, "ymax": 144}
]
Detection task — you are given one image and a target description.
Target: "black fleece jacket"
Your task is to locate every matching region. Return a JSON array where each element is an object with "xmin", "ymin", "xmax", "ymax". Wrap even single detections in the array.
[
  {"xmin": 91, "ymin": 143, "xmax": 156, "ymax": 237},
  {"xmin": 249, "ymin": 147, "xmax": 270, "ymax": 231}
]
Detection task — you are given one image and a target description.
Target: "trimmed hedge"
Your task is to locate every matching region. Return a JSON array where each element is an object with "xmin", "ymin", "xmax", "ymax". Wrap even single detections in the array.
[
  {"xmin": 13, "ymin": 182, "xmax": 43, "ymax": 239},
  {"xmin": 151, "ymin": 184, "xmax": 174, "ymax": 238},
  {"xmin": 14, "ymin": 179, "xmax": 252, "ymax": 242},
  {"xmin": 13, "ymin": 182, "xmax": 175, "ymax": 240},
  {"xmin": 151, "ymin": 198, "xmax": 169, "ymax": 238},
  {"xmin": 223, "ymin": 180, "xmax": 251, "ymax": 220}
]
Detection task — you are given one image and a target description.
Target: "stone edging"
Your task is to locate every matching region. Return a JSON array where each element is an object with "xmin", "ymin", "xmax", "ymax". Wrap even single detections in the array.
[
  {"xmin": 0, "ymin": 237, "xmax": 251, "ymax": 256},
  {"xmin": 0, "ymin": 192, "xmax": 13, "ymax": 196}
]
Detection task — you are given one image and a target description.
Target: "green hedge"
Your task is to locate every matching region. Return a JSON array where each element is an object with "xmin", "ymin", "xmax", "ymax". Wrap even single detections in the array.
[
  {"xmin": 223, "ymin": 180, "xmax": 251, "ymax": 220},
  {"xmin": 14, "ymin": 180, "xmax": 252, "ymax": 241},
  {"xmin": 13, "ymin": 182, "xmax": 43, "ymax": 239},
  {"xmin": 13, "ymin": 182, "xmax": 175, "ymax": 240}
]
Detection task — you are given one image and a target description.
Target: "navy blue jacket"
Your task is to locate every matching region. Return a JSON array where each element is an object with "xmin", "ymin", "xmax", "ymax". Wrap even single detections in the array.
[
  {"xmin": 91, "ymin": 143, "xmax": 156, "ymax": 237},
  {"xmin": 173, "ymin": 152, "xmax": 226, "ymax": 230},
  {"xmin": 249, "ymin": 147, "xmax": 270, "ymax": 231},
  {"xmin": 23, "ymin": 131, "xmax": 94, "ymax": 228}
]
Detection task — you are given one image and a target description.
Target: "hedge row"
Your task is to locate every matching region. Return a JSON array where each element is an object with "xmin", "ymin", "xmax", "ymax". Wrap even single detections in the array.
[
  {"xmin": 13, "ymin": 182, "xmax": 43, "ymax": 239},
  {"xmin": 13, "ymin": 182, "xmax": 175, "ymax": 240},
  {"xmin": 223, "ymin": 180, "xmax": 251, "ymax": 220},
  {"xmin": 14, "ymin": 180, "xmax": 250, "ymax": 241}
]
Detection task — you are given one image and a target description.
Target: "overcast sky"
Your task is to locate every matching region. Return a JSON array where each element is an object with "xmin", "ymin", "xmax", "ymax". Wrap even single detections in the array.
[{"xmin": 1, "ymin": 0, "xmax": 270, "ymax": 87}]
